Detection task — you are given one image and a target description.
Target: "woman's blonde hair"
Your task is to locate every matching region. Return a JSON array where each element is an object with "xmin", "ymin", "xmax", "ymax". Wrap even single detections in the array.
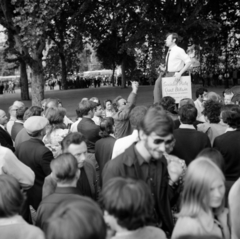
[{"xmin": 179, "ymin": 157, "xmax": 225, "ymax": 218}]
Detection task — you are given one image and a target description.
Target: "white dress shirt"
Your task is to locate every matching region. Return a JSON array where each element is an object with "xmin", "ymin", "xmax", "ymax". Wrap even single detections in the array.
[
  {"xmin": 6, "ymin": 117, "xmax": 16, "ymax": 135},
  {"xmin": 179, "ymin": 124, "xmax": 195, "ymax": 130},
  {"xmin": 112, "ymin": 129, "xmax": 139, "ymax": 159},
  {"xmin": 70, "ymin": 118, "xmax": 82, "ymax": 132},
  {"xmin": 0, "ymin": 145, "xmax": 35, "ymax": 189},
  {"xmin": 194, "ymin": 99, "xmax": 206, "ymax": 122},
  {"xmin": 167, "ymin": 45, "xmax": 191, "ymax": 72}
]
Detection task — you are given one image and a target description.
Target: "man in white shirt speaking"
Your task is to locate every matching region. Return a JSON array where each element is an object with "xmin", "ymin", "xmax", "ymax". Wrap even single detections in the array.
[{"xmin": 154, "ymin": 33, "xmax": 192, "ymax": 103}]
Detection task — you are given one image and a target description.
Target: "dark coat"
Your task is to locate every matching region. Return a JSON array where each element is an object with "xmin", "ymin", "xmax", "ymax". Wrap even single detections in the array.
[
  {"xmin": 11, "ymin": 121, "xmax": 24, "ymax": 141},
  {"xmin": 42, "ymin": 160, "xmax": 98, "ymax": 201},
  {"xmin": 16, "ymin": 138, "xmax": 54, "ymax": 210},
  {"xmin": 213, "ymin": 130, "xmax": 240, "ymax": 182},
  {"xmin": 36, "ymin": 187, "xmax": 82, "ymax": 230},
  {"xmin": 102, "ymin": 144, "xmax": 175, "ymax": 234},
  {"xmin": 15, "ymin": 128, "xmax": 31, "ymax": 148},
  {"xmin": 171, "ymin": 128, "xmax": 211, "ymax": 165},
  {"xmin": 0, "ymin": 126, "xmax": 14, "ymax": 151},
  {"xmin": 77, "ymin": 118, "xmax": 101, "ymax": 153},
  {"xmin": 95, "ymin": 135, "xmax": 116, "ymax": 183}
]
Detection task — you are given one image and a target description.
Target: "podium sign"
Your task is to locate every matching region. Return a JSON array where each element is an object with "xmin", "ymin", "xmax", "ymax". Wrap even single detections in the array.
[{"xmin": 162, "ymin": 76, "xmax": 192, "ymax": 103}]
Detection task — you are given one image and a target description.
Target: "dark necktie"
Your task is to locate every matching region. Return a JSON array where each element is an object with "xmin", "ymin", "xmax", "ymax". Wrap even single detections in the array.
[{"xmin": 165, "ymin": 49, "xmax": 171, "ymax": 73}]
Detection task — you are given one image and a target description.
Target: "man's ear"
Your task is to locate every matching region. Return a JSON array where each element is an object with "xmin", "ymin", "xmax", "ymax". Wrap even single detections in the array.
[{"xmin": 139, "ymin": 129, "xmax": 147, "ymax": 141}]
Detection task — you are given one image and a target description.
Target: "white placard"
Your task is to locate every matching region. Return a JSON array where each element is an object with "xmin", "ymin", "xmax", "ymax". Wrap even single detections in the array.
[{"xmin": 162, "ymin": 76, "xmax": 192, "ymax": 103}]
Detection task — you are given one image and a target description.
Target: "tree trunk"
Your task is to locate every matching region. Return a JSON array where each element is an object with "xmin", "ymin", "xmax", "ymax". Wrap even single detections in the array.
[
  {"xmin": 112, "ymin": 64, "xmax": 115, "ymax": 86},
  {"xmin": 31, "ymin": 61, "xmax": 44, "ymax": 106},
  {"xmin": 19, "ymin": 60, "xmax": 30, "ymax": 100},
  {"xmin": 59, "ymin": 52, "xmax": 68, "ymax": 90},
  {"xmin": 121, "ymin": 58, "xmax": 126, "ymax": 88}
]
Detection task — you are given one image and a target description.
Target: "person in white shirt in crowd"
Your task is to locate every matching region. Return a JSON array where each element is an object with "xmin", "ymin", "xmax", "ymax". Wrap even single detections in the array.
[
  {"xmin": 111, "ymin": 105, "xmax": 147, "ymax": 159},
  {"xmin": 154, "ymin": 32, "xmax": 192, "ymax": 102},
  {"xmin": 6, "ymin": 100, "xmax": 25, "ymax": 135},
  {"xmin": 89, "ymin": 97, "xmax": 103, "ymax": 126},
  {"xmin": 194, "ymin": 87, "xmax": 208, "ymax": 122},
  {"xmin": 0, "ymin": 145, "xmax": 35, "ymax": 190},
  {"xmin": 92, "ymin": 103, "xmax": 103, "ymax": 126},
  {"xmin": 70, "ymin": 98, "xmax": 88, "ymax": 132}
]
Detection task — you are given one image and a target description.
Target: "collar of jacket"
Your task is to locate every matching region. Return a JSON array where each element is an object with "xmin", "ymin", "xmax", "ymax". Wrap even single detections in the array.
[{"xmin": 122, "ymin": 143, "xmax": 167, "ymax": 167}]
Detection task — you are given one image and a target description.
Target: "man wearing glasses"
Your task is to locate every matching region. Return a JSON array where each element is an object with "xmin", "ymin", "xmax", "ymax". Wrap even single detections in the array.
[{"xmin": 102, "ymin": 106, "xmax": 183, "ymax": 236}]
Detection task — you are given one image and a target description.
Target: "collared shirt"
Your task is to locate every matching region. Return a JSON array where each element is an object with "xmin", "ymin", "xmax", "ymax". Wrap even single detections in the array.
[
  {"xmin": 179, "ymin": 124, "xmax": 195, "ymax": 130},
  {"xmin": 133, "ymin": 146, "xmax": 164, "ymax": 226},
  {"xmin": 70, "ymin": 118, "xmax": 82, "ymax": 132},
  {"xmin": 63, "ymin": 115, "xmax": 73, "ymax": 126},
  {"xmin": 112, "ymin": 129, "xmax": 139, "ymax": 159},
  {"xmin": 92, "ymin": 115, "xmax": 101, "ymax": 126},
  {"xmin": 167, "ymin": 45, "xmax": 191, "ymax": 72},
  {"xmin": 194, "ymin": 99, "xmax": 206, "ymax": 122},
  {"xmin": 0, "ymin": 124, "xmax": 5, "ymax": 130},
  {"xmin": 6, "ymin": 117, "xmax": 16, "ymax": 135},
  {"xmin": 225, "ymin": 127, "xmax": 237, "ymax": 133}
]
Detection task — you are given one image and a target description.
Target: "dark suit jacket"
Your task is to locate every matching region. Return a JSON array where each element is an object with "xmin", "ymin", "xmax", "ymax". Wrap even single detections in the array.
[
  {"xmin": 102, "ymin": 144, "xmax": 175, "ymax": 234},
  {"xmin": 15, "ymin": 128, "xmax": 31, "ymax": 148},
  {"xmin": 16, "ymin": 138, "xmax": 54, "ymax": 210},
  {"xmin": 36, "ymin": 187, "xmax": 82, "ymax": 230},
  {"xmin": 0, "ymin": 126, "xmax": 14, "ymax": 151},
  {"xmin": 171, "ymin": 128, "xmax": 211, "ymax": 165},
  {"xmin": 42, "ymin": 160, "xmax": 98, "ymax": 201},
  {"xmin": 11, "ymin": 121, "xmax": 24, "ymax": 141},
  {"xmin": 77, "ymin": 117, "xmax": 101, "ymax": 153},
  {"xmin": 173, "ymin": 119, "xmax": 203, "ymax": 130},
  {"xmin": 214, "ymin": 130, "xmax": 240, "ymax": 182},
  {"xmin": 95, "ymin": 135, "xmax": 116, "ymax": 183}
]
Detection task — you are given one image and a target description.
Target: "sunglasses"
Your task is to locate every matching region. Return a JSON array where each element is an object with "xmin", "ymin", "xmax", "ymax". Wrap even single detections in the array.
[{"xmin": 153, "ymin": 137, "xmax": 175, "ymax": 146}]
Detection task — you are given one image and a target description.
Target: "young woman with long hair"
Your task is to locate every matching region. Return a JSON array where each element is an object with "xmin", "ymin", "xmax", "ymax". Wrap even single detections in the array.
[{"xmin": 172, "ymin": 157, "xmax": 230, "ymax": 239}]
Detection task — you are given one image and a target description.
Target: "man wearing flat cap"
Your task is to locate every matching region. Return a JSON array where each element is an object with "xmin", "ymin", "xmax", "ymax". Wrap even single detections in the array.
[{"xmin": 16, "ymin": 116, "xmax": 54, "ymax": 213}]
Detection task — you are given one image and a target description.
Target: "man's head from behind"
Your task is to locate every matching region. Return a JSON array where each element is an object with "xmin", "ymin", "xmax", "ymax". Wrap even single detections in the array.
[
  {"xmin": 78, "ymin": 100, "xmax": 97, "ymax": 118},
  {"xmin": 16, "ymin": 106, "xmax": 28, "ymax": 121},
  {"xmin": 139, "ymin": 106, "xmax": 174, "ymax": 159},
  {"xmin": 50, "ymin": 153, "xmax": 80, "ymax": 186},
  {"xmin": 179, "ymin": 104, "xmax": 197, "ymax": 125},
  {"xmin": 101, "ymin": 177, "xmax": 153, "ymax": 231},
  {"xmin": 129, "ymin": 106, "xmax": 147, "ymax": 130},
  {"xmin": 61, "ymin": 132, "xmax": 87, "ymax": 168},
  {"xmin": 9, "ymin": 101, "xmax": 25, "ymax": 118},
  {"xmin": 45, "ymin": 198, "xmax": 106, "ymax": 239}
]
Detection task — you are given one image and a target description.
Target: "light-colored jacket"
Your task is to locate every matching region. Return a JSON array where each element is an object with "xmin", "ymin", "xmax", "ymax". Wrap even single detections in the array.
[{"xmin": 0, "ymin": 145, "xmax": 35, "ymax": 189}]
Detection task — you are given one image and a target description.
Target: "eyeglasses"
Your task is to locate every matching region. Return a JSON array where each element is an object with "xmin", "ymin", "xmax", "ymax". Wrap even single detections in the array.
[{"xmin": 153, "ymin": 137, "xmax": 175, "ymax": 146}]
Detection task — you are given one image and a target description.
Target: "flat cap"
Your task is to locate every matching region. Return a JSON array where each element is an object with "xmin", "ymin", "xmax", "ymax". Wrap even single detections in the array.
[{"xmin": 24, "ymin": 116, "xmax": 49, "ymax": 135}]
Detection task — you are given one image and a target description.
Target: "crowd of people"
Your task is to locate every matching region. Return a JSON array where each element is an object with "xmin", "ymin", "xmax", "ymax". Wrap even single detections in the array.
[
  {"xmin": 1, "ymin": 80, "xmax": 240, "ymax": 239},
  {"xmin": 0, "ymin": 81, "xmax": 16, "ymax": 94}
]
